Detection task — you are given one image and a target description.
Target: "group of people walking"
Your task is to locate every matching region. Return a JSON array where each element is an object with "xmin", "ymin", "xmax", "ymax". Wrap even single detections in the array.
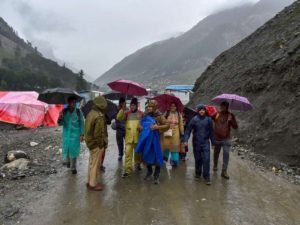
[{"xmin": 58, "ymin": 94, "xmax": 238, "ymax": 191}]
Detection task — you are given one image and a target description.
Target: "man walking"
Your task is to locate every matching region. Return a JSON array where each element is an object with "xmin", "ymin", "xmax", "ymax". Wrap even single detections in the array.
[
  {"xmin": 213, "ymin": 101, "xmax": 238, "ymax": 179},
  {"xmin": 58, "ymin": 96, "xmax": 84, "ymax": 175},
  {"xmin": 117, "ymin": 98, "xmax": 143, "ymax": 178},
  {"xmin": 116, "ymin": 97, "xmax": 126, "ymax": 161},
  {"xmin": 85, "ymin": 96, "xmax": 108, "ymax": 191}
]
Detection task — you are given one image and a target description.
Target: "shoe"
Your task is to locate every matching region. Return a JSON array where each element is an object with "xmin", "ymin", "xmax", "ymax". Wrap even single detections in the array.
[
  {"xmin": 72, "ymin": 169, "xmax": 77, "ymax": 174},
  {"xmin": 221, "ymin": 171, "xmax": 230, "ymax": 179},
  {"xmin": 153, "ymin": 177, "xmax": 160, "ymax": 185},
  {"xmin": 204, "ymin": 179, "xmax": 212, "ymax": 185},
  {"xmin": 122, "ymin": 172, "xmax": 130, "ymax": 178},
  {"xmin": 194, "ymin": 175, "xmax": 201, "ymax": 181},
  {"xmin": 66, "ymin": 162, "xmax": 70, "ymax": 168},
  {"xmin": 136, "ymin": 165, "xmax": 142, "ymax": 171},
  {"xmin": 87, "ymin": 183, "xmax": 103, "ymax": 191},
  {"xmin": 144, "ymin": 173, "xmax": 152, "ymax": 181},
  {"xmin": 118, "ymin": 156, "xmax": 123, "ymax": 161},
  {"xmin": 100, "ymin": 166, "xmax": 106, "ymax": 172}
]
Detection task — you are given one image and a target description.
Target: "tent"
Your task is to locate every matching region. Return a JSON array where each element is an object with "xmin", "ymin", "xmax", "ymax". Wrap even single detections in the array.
[{"xmin": 0, "ymin": 91, "xmax": 62, "ymax": 128}]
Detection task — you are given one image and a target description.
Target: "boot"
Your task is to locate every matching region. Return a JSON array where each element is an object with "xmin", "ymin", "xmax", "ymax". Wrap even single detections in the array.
[{"xmin": 221, "ymin": 170, "xmax": 230, "ymax": 179}]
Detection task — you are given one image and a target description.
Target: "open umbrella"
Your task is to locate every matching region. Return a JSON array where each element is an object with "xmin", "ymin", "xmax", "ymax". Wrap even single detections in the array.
[
  {"xmin": 152, "ymin": 94, "xmax": 184, "ymax": 113},
  {"xmin": 38, "ymin": 88, "xmax": 83, "ymax": 105},
  {"xmin": 81, "ymin": 100, "xmax": 118, "ymax": 124},
  {"xmin": 212, "ymin": 93, "xmax": 254, "ymax": 111},
  {"xmin": 107, "ymin": 79, "xmax": 148, "ymax": 96},
  {"xmin": 103, "ymin": 91, "xmax": 132, "ymax": 101}
]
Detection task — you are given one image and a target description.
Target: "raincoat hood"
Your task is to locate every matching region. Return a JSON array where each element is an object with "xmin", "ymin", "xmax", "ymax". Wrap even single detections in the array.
[
  {"xmin": 196, "ymin": 104, "xmax": 206, "ymax": 112},
  {"xmin": 93, "ymin": 96, "xmax": 107, "ymax": 112}
]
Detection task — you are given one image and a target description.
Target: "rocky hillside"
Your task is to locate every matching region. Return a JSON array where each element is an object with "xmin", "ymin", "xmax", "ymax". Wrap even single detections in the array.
[
  {"xmin": 0, "ymin": 17, "xmax": 89, "ymax": 91},
  {"xmin": 189, "ymin": 1, "xmax": 300, "ymax": 166},
  {"xmin": 96, "ymin": 0, "xmax": 294, "ymax": 90}
]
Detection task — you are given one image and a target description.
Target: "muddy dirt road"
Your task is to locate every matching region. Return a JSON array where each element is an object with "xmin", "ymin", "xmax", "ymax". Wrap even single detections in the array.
[{"xmin": 6, "ymin": 128, "xmax": 300, "ymax": 225}]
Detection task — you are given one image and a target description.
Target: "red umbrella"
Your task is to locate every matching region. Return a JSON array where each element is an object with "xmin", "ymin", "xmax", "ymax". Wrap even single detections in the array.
[
  {"xmin": 152, "ymin": 94, "xmax": 184, "ymax": 113},
  {"xmin": 107, "ymin": 79, "xmax": 148, "ymax": 96}
]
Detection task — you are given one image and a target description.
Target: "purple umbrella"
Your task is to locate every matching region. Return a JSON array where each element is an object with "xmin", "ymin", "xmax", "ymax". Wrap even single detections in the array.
[{"xmin": 211, "ymin": 94, "xmax": 254, "ymax": 111}]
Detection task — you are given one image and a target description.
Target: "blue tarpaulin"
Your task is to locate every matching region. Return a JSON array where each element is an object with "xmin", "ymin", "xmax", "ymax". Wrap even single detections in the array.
[{"xmin": 165, "ymin": 85, "xmax": 194, "ymax": 92}]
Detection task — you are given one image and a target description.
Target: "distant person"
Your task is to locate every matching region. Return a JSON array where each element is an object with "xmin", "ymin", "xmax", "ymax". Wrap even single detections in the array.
[
  {"xmin": 179, "ymin": 111, "xmax": 189, "ymax": 161},
  {"xmin": 162, "ymin": 102, "xmax": 184, "ymax": 167},
  {"xmin": 85, "ymin": 96, "xmax": 108, "ymax": 191},
  {"xmin": 58, "ymin": 96, "xmax": 84, "ymax": 175},
  {"xmin": 117, "ymin": 98, "xmax": 143, "ymax": 178},
  {"xmin": 116, "ymin": 97, "xmax": 126, "ymax": 161},
  {"xmin": 213, "ymin": 101, "xmax": 238, "ymax": 180},
  {"xmin": 142, "ymin": 100, "xmax": 170, "ymax": 184},
  {"xmin": 184, "ymin": 104, "xmax": 215, "ymax": 185}
]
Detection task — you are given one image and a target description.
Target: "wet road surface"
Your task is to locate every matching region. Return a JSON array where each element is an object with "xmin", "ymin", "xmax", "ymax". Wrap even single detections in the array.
[{"xmin": 20, "ymin": 129, "xmax": 300, "ymax": 225}]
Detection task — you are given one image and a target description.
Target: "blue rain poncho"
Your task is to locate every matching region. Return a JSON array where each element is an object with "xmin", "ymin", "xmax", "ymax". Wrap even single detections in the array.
[{"xmin": 135, "ymin": 115, "xmax": 163, "ymax": 166}]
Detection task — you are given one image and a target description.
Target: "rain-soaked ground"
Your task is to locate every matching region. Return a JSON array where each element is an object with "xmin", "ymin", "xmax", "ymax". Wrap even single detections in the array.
[{"xmin": 18, "ymin": 129, "xmax": 300, "ymax": 225}]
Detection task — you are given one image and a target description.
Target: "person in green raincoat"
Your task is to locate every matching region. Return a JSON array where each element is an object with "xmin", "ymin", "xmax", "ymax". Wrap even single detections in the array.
[{"xmin": 58, "ymin": 96, "xmax": 85, "ymax": 174}]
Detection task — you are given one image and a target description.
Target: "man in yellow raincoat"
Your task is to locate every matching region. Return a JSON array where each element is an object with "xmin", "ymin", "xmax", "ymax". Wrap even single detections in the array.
[{"xmin": 117, "ymin": 98, "xmax": 143, "ymax": 178}]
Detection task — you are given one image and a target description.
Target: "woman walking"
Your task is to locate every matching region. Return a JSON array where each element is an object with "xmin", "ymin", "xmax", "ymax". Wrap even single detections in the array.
[{"xmin": 162, "ymin": 102, "xmax": 184, "ymax": 167}]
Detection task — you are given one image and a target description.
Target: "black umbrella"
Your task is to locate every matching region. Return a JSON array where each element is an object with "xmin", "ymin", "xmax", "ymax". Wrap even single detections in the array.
[
  {"xmin": 103, "ymin": 91, "xmax": 131, "ymax": 101},
  {"xmin": 81, "ymin": 100, "xmax": 118, "ymax": 125},
  {"xmin": 183, "ymin": 107, "xmax": 197, "ymax": 124},
  {"xmin": 38, "ymin": 88, "xmax": 83, "ymax": 104}
]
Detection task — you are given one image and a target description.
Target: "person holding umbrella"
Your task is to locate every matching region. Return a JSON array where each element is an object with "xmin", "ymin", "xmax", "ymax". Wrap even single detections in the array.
[
  {"xmin": 117, "ymin": 98, "xmax": 144, "ymax": 178},
  {"xmin": 184, "ymin": 104, "xmax": 215, "ymax": 185},
  {"xmin": 58, "ymin": 96, "xmax": 85, "ymax": 174},
  {"xmin": 162, "ymin": 102, "xmax": 184, "ymax": 167},
  {"xmin": 213, "ymin": 101, "xmax": 238, "ymax": 179},
  {"xmin": 85, "ymin": 96, "xmax": 108, "ymax": 191}
]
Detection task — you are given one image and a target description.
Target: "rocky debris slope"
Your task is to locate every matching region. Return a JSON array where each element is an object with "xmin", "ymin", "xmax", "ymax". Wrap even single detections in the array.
[{"xmin": 189, "ymin": 1, "xmax": 300, "ymax": 166}]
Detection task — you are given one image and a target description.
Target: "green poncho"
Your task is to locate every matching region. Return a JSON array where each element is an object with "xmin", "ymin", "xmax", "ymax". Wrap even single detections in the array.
[{"xmin": 60, "ymin": 109, "xmax": 84, "ymax": 159}]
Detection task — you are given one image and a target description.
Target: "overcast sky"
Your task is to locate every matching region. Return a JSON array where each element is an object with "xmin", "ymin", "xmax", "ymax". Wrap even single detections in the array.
[{"xmin": 0, "ymin": 0, "xmax": 259, "ymax": 80}]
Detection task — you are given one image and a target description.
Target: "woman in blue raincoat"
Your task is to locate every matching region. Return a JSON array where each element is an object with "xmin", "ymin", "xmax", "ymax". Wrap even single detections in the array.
[
  {"xmin": 136, "ymin": 100, "xmax": 169, "ymax": 185},
  {"xmin": 58, "ymin": 96, "xmax": 85, "ymax": 174}
]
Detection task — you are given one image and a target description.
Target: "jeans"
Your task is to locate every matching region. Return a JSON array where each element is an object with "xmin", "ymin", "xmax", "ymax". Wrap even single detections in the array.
[
  {"xmin": 193, "ymin": 144, "xmax": 210, "ymax": 180},
  {"xmin": 214, "ymin": 139, "xmax": 231, "ymax": 171},
  {"xmin": 147, "ymin": 165, "xmax": 161, "ymax": 178},
  {"xmin": 116, "ymin": 129, "xmax": 125, "ymax": 157}
]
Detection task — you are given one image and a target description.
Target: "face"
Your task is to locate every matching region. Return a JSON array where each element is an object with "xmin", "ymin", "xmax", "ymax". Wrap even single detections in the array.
[
  {"xmin": 130, "ymin": 104, "xmax": 137, "ymax": 112},
  {"xmin": 68, "ymin": 100, "xmax": 76, "ymax": 109},
  {"xmin": 146, "ymin": 105, "xmax": 153, "ymax": 114},
  {"xmin": 220, "ymin": 104, "xmax": 228, "ymax": 112},
  {"xmin": 170, "ymin": 103, "xmax": 177, "ymax": 112},
  {"xmin": 199, "ymin": 109, "xmax": 206, "ymax": 116}
]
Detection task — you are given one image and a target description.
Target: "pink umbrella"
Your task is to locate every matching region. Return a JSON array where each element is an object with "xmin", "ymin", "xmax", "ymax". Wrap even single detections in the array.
[
  {"xmin": 152, "ymin": 94, "xmax": 184, "ymax": 113},
  {"xmin": 212, "ymin": 93, "xmax": 254, "ymax": 111},
  {"xmin": 0, "ymin": 91, "xmax": 47, "ymax": 128},
  {"xmin": 107, "ymin": 79, "xmax": 148, "ymax": 96}
]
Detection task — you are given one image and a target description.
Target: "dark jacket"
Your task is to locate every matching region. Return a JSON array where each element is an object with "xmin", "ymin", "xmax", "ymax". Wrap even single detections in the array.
[{"xmin": 184, "ymin": 114, "xmax": 215, "ymax": 146}]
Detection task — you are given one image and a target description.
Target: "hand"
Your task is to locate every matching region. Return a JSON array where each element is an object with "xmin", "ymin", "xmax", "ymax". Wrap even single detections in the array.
[
  {"xmin": 151, "ymin": 124, "xmax": 159, "ymax": 130},
  {"xmin": 228, "ymin": 114, "xmax": 232, "ymax": 121},
  {"xmin": 80, "ymin": 135, "xmax": 85, "ymax": 142},
  {"xmin": 139, "ymin": 125, "xmax": 143, "ymax": 131},
  {"xmin": 184, "ymin": 142, "xmax": 188, "ymax": 147}
]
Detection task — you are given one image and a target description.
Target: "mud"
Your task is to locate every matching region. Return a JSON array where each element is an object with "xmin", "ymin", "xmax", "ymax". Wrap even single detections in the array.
[{"xmin": 1, "ymin": 128, "xmax": 300, "ymax": 225}]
